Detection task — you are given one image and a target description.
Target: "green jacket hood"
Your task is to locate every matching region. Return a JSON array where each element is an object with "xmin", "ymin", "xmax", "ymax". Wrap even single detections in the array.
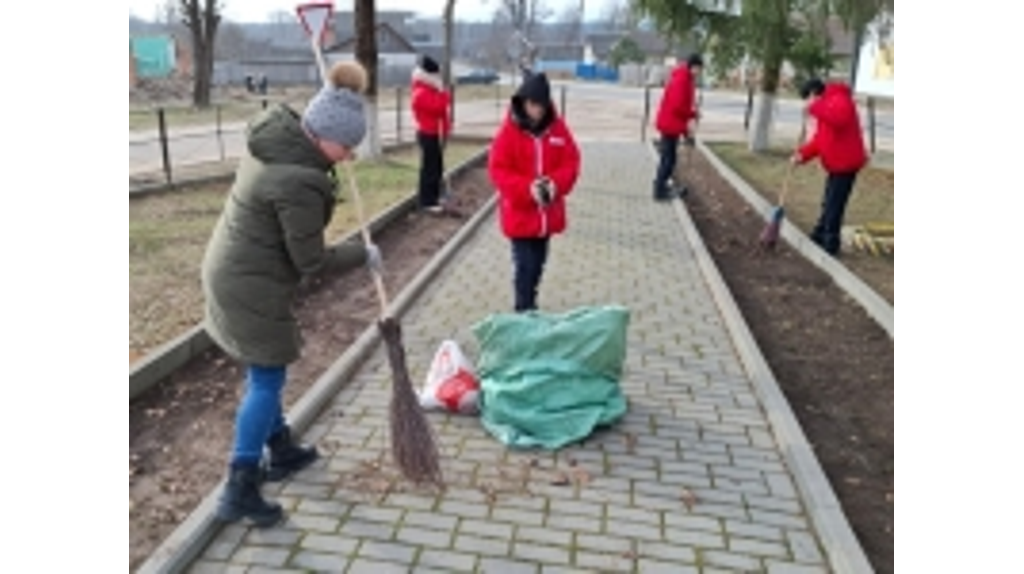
[{"xmin": 246, "ymin": 104, "xmax": 334, "ymax": 171}]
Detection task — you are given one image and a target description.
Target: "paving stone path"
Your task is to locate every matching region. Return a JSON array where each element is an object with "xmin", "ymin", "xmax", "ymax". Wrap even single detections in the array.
[{"xmin": 187, "ymin": 142, "xmax": 852, "ymax": 574}]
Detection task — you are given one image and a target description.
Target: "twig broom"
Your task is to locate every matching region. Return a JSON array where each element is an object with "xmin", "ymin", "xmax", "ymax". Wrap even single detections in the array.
[{"xmin": 299, "ymin": 5, "xmax": 442, "ymax": 485}]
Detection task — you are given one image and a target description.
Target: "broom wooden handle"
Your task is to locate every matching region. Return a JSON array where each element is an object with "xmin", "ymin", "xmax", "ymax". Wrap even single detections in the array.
[
  {"xmin": 307, "ymin": 44, "xmax": 389, "ymax": 318},
  {"xmin": 342, "ymin": 161, "xmax": 391, "ymax": 318},
  {"xmin": 778, "ymin": 162, "xmax": 794, "ymax": 207},
  {"xmin": 779, "ymin": 113, "xmax": 808, "ymax": 207}
]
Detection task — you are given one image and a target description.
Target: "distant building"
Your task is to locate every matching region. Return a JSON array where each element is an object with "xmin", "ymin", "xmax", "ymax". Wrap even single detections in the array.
[
  {"xmin": 130, "ymin": 35, "xmax": 191, "ymax": 87},
  {"xmin": 324, "ymin": 22, "xmax": 419, "ymax": 88}
]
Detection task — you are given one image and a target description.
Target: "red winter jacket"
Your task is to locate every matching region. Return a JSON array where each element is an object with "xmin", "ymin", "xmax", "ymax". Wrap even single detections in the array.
[
  {"xmin": 411, "ymin": 69, "xmax": 451, "ymax": 137},
  {"xmin": 655, "ymin": 65, "xmax": 698, "ymax": 137},
  {"xmin": 798, "ymin": 83, "xmax": 868, "ymax": 174},
  {"xmin": 488, "ymin": 75, "xmax": 581, "ymax": 239}
]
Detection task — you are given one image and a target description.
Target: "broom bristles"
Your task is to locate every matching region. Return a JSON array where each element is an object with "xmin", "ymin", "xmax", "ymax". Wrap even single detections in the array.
[
  {"xmin": 759, "ymin": 206, "xmax": 784, "ymax": 249},
  {"xmin": 379, "ymin": 317, "xmax": 443, "ymax": 486}
]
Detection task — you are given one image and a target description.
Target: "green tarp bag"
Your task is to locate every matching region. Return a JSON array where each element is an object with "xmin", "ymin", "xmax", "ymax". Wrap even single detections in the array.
[{"xmin": 471, "ymin": 305, "xmax": 630, "ymax": 450}]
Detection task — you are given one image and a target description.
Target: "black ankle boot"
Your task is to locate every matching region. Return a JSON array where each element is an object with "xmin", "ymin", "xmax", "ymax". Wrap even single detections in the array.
[
  {"xmin": 264, "ymin": 426, "xmax": 319, "ymax": 482},
  {"xmin": 653, "ymin": 181, "xmax": 674, "ymax": 202},
  {"xmin": 216, "ymin": 464, "xmax": 284, "ymax": 527}
]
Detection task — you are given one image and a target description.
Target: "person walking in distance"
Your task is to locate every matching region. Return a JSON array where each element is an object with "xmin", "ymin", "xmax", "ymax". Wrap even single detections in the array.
[{"xmin": 488, "ymin": 72, "xmax": 581, "ymax": 312}]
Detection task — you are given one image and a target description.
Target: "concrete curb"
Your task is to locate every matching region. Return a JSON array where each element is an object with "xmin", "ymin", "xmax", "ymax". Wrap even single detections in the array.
[
  {"xmin": 697, "ymin": 140, "xmax": 894, "ymax": 339},
  {"xmin": 646, "ymin": 143, "xmax": 874, "ymax": 573},
  {"xmin": 129, "ymin": 146, "xmax": 490, "ymax": 402},
  {"xmin": 136, "ymin": 169, "xmax": 498, "ymax": 574}
]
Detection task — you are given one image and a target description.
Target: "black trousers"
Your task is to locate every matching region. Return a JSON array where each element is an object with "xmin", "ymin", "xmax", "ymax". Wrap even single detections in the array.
[
  {"xmin": 811, "ymin": 172, "xmax": 858, "ymax": 255},
  {"xmin": 417, "ymin": 132, "xmax": 444, "ymax": 208},
  {"xmin": 511, "ymin": 237, "xmax": 550, "ymax": 312},
  {"xmin": 654, "ymin": 135, "xmax": 679, "ymax": 195}
]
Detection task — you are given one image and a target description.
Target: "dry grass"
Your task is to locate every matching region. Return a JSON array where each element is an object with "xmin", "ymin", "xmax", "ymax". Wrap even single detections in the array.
[
  {"xmin": 130, "ymin": 88, "xmax": 317, "ymax": 133},
  {"xmin": 131, "ymin": 84, "xmax": 513, "ymax": 133},
  {"xmin": 129, "ymin": 142, "xmax": 486, "ymax": 361},
  {"xmin": 707, "ymin": 142, "xmax": 894, "ymax": 303}
]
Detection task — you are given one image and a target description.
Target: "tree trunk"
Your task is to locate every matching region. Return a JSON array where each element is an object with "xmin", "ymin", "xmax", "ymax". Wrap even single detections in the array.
[
  {"xmin": 183, "ymin": 0, "xmax": 218, "ymax": 108},
  {"xmin": 192, "ymin": 42, "xmax": 210, "ymax": 107},
  {"xmin": 443, "ymin": 0, "xmax": 457, "ymax": 88},
  {"xmin": 748, "ymin": 33, "xmax": 784, "ymax": 152},
  {"xmin": 354, "ymin": 0, "xmax": 382, "ymax": 159}
]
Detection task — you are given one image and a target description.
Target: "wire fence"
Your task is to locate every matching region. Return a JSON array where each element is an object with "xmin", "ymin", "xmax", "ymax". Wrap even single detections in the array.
[{"xmin": 129, "ymin": 82, "xmax": 893, "ymax": 187}]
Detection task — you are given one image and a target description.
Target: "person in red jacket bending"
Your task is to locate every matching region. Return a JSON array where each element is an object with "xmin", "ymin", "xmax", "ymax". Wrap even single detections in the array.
[
  {"xmin": 791, "ymin": 78, "xmax": 869, "ymax": 256},
  {"xmin": 410, "ymin": 55, "xmax": 452, "ymax": 214},
  {"xmin": 488, "ymin": 72, "xmax": 581, "ymax": 312},
  {"xmin": 653, "ymin": 53, "xmax": 703, "ymax": 201}
]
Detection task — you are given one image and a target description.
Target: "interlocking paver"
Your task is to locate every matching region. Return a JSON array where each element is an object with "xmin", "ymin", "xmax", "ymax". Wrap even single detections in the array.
[{"xmin": 199, "ymin": 142, "xmax": 851, "ymax": 573}]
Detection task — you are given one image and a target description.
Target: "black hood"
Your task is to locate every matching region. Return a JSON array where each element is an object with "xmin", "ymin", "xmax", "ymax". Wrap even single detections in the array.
[{"xmin": 511, "ymin": 72, "xmax": 556, "ymax": 136}]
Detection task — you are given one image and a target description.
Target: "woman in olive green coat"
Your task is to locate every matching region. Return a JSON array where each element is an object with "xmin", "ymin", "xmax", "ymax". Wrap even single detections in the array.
[{"xmin": 201, "ymin": 61, "xmax": 379, "ymax": 527}]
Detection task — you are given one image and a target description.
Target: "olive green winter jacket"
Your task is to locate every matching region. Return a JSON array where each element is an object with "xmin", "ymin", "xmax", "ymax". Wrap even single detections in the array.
[{"xmin": 201, "ymin": 104, "xmax": 366, "ymax": 366}]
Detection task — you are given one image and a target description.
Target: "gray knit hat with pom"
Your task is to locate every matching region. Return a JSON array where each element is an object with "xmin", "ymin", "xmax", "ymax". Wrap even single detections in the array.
[{"xmin": 302, "ymin": 85, "xmax": 366, "ymax": 148}]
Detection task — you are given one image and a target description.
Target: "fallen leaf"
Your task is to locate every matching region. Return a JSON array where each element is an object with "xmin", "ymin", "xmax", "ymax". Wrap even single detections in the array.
[
  {"xmin": 623, "ymin": 433, "xmax": 638, "ymax": 454},
  {"xmin": 550, "ymin": 472, "xmax": 571, "ymax": 486},
  {"xmin": 571, "ymin": 468, "xmax": 591, "ymax": 486},
  {"xmin": 680, "ymin": 488, "xmax": 698, "ymax": 510}
]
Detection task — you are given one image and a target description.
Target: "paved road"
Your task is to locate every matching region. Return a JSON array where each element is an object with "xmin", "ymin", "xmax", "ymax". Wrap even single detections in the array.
[
  {"xmin": 130, "ymin": 85, "xmax": 893, "ymax": 177},
  {"xmin": 177, "ymin": 142, "xmax": 869, "ymax": 574},
  {"xmin": 553, "ymin": 81, "xmax": 894, "ymax": 139}
]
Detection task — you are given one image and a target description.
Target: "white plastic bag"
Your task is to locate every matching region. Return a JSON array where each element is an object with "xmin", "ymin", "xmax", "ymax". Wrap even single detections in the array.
[{"xmin": 419, "ymin": 340, "xmax": 480, "ymax": 414}]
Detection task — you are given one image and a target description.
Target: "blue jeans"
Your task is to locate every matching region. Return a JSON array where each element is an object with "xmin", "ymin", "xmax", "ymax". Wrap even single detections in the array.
[{"xmin": 231, "ymin": 365, "xmax": 287, "ymax": 467}]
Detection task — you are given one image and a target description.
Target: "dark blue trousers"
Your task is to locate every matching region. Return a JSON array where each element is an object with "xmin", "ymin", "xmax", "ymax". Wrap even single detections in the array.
[
  {"xmin": 811, "ymin": 172, "xmax": 858, "ymax": 255},
  {"xmin": 511, "ymin": 237, "xmax": 550, "ymax": 312}
]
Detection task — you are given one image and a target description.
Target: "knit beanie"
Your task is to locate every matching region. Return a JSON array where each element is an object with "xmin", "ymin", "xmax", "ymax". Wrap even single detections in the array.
[{"xmin": 302, "ymin": 61, "xmax": 368, "ymax": 149}]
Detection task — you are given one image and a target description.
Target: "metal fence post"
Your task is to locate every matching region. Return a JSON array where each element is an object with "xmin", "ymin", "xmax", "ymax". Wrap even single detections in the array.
[
  {"xmin": 450, "ymin": 84, "xmax": 457, "ymax": 127},
  {"xmin": 867, "ymin": 97, "xmax": 877, "ymax": 154},
  {"xmin": 496, "ymin": 81, "xmax": 502, "ymax": 123},
  {"xmin": 744, "ymin": 87, "xmax": 754, "ymax": 131},
  {"xmin": 642, "ymin": 85, "xmax": 651, "ymax": 142},
  {"xmin": 157, "ymin": 108, "xmax": 172, "ymax": 184},
  {"xmin": 396, "ymin": 87, "xmax": 403, "ymax": 145},
  {"xmin": 216, "ymin": 105, "xmax": 225, "ymax": 162},
  {"xmin": 560, "ymin": 85, "xmax": 567, "ymax": 119}
]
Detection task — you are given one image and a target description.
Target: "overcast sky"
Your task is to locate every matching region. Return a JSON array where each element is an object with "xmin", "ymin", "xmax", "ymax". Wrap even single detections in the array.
[{"xmin": 129, "ymin": 0, "xmax": 623, "ymax": 24}]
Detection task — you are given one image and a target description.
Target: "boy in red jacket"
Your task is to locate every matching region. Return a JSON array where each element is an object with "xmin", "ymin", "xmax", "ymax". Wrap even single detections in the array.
[
  {"xmin": 792, "ymin": 78, "xmax": 869, "ymax": 256},
  {"xmin": 653, "ymin": 54, "xmax": 703, "ymax": 201},
  {"xmin": 410, "ymin": 55, "xmax": 452, "ymax": 214},
  {"xmin": 488, "ymin": 72, "xmax": 581, "ymax": 312}
]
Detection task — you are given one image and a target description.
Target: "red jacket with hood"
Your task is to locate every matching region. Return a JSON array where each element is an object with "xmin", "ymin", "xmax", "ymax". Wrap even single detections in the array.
[
  {"xmin": 798, "ymin": 83, "xmax": 868, "ymax": 174},
  {"xmin": 410, "ymin": 68, "xmax": 451, "ymax": 136},
  {"xmin": 488, "ymin": 73, "xmax": 581, "ymax": 239},
  {"xmin": 655, "ymin": 64, "xmax": 698, "ymax": 137}
]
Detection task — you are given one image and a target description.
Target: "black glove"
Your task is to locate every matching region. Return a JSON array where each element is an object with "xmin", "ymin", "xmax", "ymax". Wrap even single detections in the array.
[{"xmin": 531, "ymin": 177, "xmax": 553, "ymax": 206}]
